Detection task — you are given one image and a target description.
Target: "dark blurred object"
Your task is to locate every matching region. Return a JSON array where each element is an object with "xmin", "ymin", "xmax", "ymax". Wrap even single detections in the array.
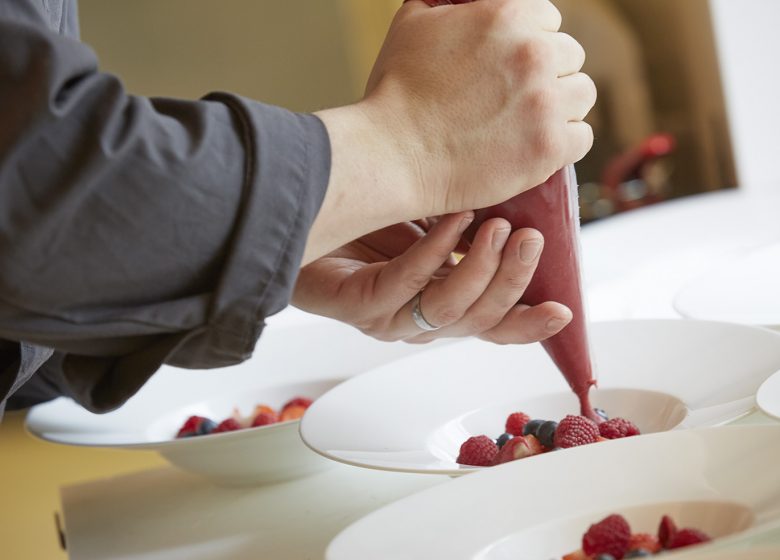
[{"xmin": 579, "ymin": 133, "xmax": 676, "ymax": 222}]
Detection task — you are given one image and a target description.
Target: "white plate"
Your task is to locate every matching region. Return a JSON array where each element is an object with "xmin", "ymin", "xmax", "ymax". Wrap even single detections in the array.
[
  {"xmin": 26, "ymin": 317, "xmax": 449, "ymax": 486},
  {"xmin": 757, "ymin": 370, "xmax": 780, "ymax": 421},
  {"xmin": 326, "ymin": 426, "xmax": 780, "ymax": 560},
  {"xmin": 674, "ymin": 241, "xmax": 780, "ymax": 329},
  {"xmin": 301, "ymin": 319, "xmax": 780, "ymax": 475}
]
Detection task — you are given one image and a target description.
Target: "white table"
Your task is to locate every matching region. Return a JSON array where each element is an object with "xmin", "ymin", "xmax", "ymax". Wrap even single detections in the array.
[{"xmin": 581, "ymin": 188, "xmax": 780, "ymax": 321}]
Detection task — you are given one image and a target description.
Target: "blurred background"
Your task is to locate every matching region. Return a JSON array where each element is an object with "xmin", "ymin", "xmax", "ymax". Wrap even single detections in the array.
[{"xmin": 77, "ymin": 0, "xmax": 738, "ymax": 223}]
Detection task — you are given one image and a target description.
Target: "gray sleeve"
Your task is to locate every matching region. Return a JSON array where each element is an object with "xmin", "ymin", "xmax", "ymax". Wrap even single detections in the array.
[{"xmin": 0, "ymin": 2, "xmax": 330, "ymax": 412}]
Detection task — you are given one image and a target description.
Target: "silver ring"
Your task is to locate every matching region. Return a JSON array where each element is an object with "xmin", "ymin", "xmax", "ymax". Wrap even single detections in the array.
[{"xmin": 411, "ymin": 292, "xmax": 440, "ymax": 331}]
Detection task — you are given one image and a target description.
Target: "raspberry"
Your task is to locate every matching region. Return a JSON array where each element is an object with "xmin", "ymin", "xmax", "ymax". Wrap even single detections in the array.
[
  {"xmin": 176, "ymin": 415, "xmax": 216, "ymax": 438},
  {"xmin": 456, "ymin": 435, "xmax": 498, "ymax": 466},
  {"xmin": 251, "ymin": 411, "xmax": 278, "ymax": 427},
  {"xmin": 213, "ymin": 418, "xmax": 242, "ymax": 433},
  {"xmin": 599, "ymin": 418, "xmax": 641, "ymax": 440},
  {"xmin": 505, "ymin": 412, "xmax": 531, "ymax": 436},
  {"xmin": 582, "ymin": 514, "xmax": 631, "ymax": 559},
  {"xmin": 493, "ymin": 434, "xmax": 543, "ymax": 464},
  {"xmin": 667, "ymin": 528, "xmax": 711, "ymax": 549},
  {"xmin": 657, "ymin": 515, "xmax": 678, "ymax": 548},
  {"xmin": 555, "ymin": 415, "xmax": 600, "ymax": 448},
  {"xmin": 628, "ymin": 533, "xmax": 661, "ymax": 554}
]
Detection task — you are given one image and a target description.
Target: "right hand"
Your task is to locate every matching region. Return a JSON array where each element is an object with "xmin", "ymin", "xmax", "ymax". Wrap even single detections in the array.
[{"xmin": 362, "ymin": 0, "xmax": 596, "ymax": 214}]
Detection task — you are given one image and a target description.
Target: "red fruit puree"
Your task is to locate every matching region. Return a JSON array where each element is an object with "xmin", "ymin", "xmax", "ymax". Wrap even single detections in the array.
[{"xmin": 465, "ymin": 167, "xmax": 598, "ymax": 420}]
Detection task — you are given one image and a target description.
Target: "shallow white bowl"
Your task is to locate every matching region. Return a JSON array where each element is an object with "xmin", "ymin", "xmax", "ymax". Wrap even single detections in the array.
[
  {"xmin": 301, "ymin": 319, "xmax": 780, "ymax": 475},
  {"xmin": 26, "ymin": 317, "xmax": 447, "ymax": 486},
  {"xmin": 326, "ymin": 426, "xmax": 780, "ymax": 560}
]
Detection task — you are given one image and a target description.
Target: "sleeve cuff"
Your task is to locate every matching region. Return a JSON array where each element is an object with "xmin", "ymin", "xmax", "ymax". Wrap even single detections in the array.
[{"xmin": 165, "ymin": 94, "xmax": 331, "ymax": 369}]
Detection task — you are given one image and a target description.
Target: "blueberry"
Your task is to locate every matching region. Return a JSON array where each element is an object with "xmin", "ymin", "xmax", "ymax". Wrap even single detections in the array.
[
  {"xmin": 522, "ymin": 419, "xmax": 545, "ymax": 437},
  {"xmin": 625, "ymin": 550, "xmax": 652, "ymax": 558},
  {"xmin": 196, "ymin": 418, "xmax": 218, "ymax": 436},
  {"xmin": 594, "ymin": 407, "xmax": 609, "ymax": 421},
  {"xmin": 594, "ymin": 555, "xmax": 616, "ymax": 560},
  {"xmin": 536, "ymin": 420, "xmax": 558, "ymax": 448},
  {"xmin": 495, "ymin": 433, "xmax": 513, "ymax": 449}
]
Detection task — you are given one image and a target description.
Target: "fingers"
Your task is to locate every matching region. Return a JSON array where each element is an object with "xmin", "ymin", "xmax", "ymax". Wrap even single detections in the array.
[
  {"xmin": 478, "ymin": 301, "xmax": 573, "ymax": 344},
  {"xmin": 408, "ymin": 217, "xmax": 513, "ymax": 331},
  {"xmin": 397, "ymin": 217, "xmax": 575, "ymax": 345},
  {"xmin": 372, "ymin": 211, "xmax": 474, "ymax": 313},
  {"xmin": 560, "ymin": 72, "xmax": 597, "ymax": 121},
  {"xmin": 565, "ymin": 120, "xmax": 594, "ymax": 164},
  {"xmin": 550, "ymin": 32, "xmax": 586, "ymax": 78}
]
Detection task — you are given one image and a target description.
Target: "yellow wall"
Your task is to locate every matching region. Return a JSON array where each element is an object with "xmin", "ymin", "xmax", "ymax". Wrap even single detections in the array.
[{"xmin": 77, "ymin": 0, "xmax": 399, "ymax": 110}]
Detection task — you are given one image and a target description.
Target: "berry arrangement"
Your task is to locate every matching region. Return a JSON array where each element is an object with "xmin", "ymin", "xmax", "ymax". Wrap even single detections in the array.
[
  {"xmin": 563, "ymin": 513, "xmax": 711, "ymax": 559},
  {"xmin": 175, "ymin": 396, "xmax": 313, "ymax": 438},
  {"xmin": 456, "ymin": 409, "xmax": 640, "ymax": 466}
]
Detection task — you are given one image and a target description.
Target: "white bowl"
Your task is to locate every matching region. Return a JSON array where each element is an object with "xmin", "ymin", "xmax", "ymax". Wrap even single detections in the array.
[
  {"xmin": 301, "ymin": 319, "xmax": 780, "ymax": 475},
  {"xmin": 27, "ymin": 317, "xmax": 448, "ymax": 486},
  {"xmin": 326, "ymin": 425, "xmax": 780, "ymax": 560}
]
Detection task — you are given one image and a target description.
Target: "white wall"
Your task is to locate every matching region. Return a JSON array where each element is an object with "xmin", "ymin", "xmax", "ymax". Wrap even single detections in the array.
[{"xmin": 710, "ymin": 0, "xmax": 780, "ymax": 191}]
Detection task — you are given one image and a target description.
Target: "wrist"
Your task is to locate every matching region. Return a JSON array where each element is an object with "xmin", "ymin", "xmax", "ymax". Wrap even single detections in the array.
[{"xmin": 304, "ymin": 101, "xmax": 431, "ymax": 263}]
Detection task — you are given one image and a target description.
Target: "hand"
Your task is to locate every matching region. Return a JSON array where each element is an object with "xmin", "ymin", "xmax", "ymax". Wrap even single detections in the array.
[
  {"xmin": 293, "ymin": 212, "xmax": 572, "ymax": 344},
  {"xmin": 362, "ymin": 0, "xmax": 596, "ymax": 212}
]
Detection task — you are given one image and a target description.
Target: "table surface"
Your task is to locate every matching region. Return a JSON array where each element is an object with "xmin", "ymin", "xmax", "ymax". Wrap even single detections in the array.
[{"xmin": 10, "ymin": 187, "xmax": 780, "ymax": 559}]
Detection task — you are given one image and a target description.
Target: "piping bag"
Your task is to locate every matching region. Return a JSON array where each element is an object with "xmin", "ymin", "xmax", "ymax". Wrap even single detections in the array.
[{"xmin": 416, "ymin": 0, "xmax": 599, "ymax": 420}]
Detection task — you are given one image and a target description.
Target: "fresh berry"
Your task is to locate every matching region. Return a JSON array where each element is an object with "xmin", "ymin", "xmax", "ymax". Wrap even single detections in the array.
[
  {"xmin": 495, "ymin": 433, "xmax": 513, "ymax": 449},
  {"xmin": 280, "ymin": 405, "xmax": 308, "ymax": 422},
  {"xmin": 251, "ymin": 412, "xmax": 278, "ymax": 427},
  {"xmin": 657, "ymin": 515, "xmax": 678, "ymax": 548},
  {"xmin": 493, "ymin": 434, "xmax": 543, "ymax": 464},
  {"xmin": 196, "ymin": 418, "xmax": 218, "ymax": 435},
  {"xmin": 282, "ymin": 396, "xmax": 313, "ymax": 411},
  {"xmin": 562, "ymin": 551, "xmax": 590, "ymax": 560},
  {"xmin": 594, "ymin": 407, "xmax": 609, "ymax": 421},
  {"xmin": 667, "ymin": 528, "xmax": 711, "ymax": 549},
  {"xmin": 599, "ymin": 418, "xmax": 641, "ymax": 440},
  {"xmin": 457, "ymin": 435, "xmax": 498, "ymax": 466},
  {"xmin": 627, "ymin": 533, "xmax": 660, "ymax": 554},
  {"xmin": 212, "ymin": 418, "xmax": 242, "ymax": 433},
  {"xmin": 582, "ymin": 514, "xmax": 631, "ymax": 559},
  {"xmin": 505, "ymin": 412, "xmax": 531, "ymax": 436},
  {"xmin": 253, "ymin": 404, "xmax": 277, "ymax": 418},
  {"xmin": 555, "ymin": 415, "xmax": 600, "ymax": 449},
  {"xmin": 624, "ymin": 550, "xmax": 652, "ymax": 558},
  {"xmin": 176, "ymin": 415, "xmax": 216, "ymax": 438},
  {"xmin": 522, "ymin": 418, "xmax": 545, "ymax": 437},
  {"xmin": 536, "ymin": 420, "xmax": 558, "ymax": 448}
]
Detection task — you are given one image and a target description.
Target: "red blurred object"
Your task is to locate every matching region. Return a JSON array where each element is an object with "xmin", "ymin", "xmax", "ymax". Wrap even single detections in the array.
[{"xmin": 601, "ymin": 133, "xmax": 676, "ymax": 212}]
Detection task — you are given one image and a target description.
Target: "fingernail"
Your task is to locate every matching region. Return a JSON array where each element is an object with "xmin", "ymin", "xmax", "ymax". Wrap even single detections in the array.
[
  {"xmin": 457, "ymin": 213, "xmax": 474, "ymax": 234},
  {"xmin": 519, "ymin": 239, "xmax": 543, "ymax": 263},
  {"xmin": 492, "ymin": 228, "xmax": 511, "ymax": 251},
  {"xmin": 546, "ymin": 317, "xmax": 569, "ymax": 332}
]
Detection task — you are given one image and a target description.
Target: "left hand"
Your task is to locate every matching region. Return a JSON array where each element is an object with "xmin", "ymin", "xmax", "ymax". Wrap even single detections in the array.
[{"xmin": 292, "ymin": 212, "xmax": 572, "ymax": 344}]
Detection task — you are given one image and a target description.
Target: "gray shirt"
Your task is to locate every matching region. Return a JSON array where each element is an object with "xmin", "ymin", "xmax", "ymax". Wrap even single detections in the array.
[{"xmin": 0, "ymin": 0, "xmax": 331, "ymax": 415}]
